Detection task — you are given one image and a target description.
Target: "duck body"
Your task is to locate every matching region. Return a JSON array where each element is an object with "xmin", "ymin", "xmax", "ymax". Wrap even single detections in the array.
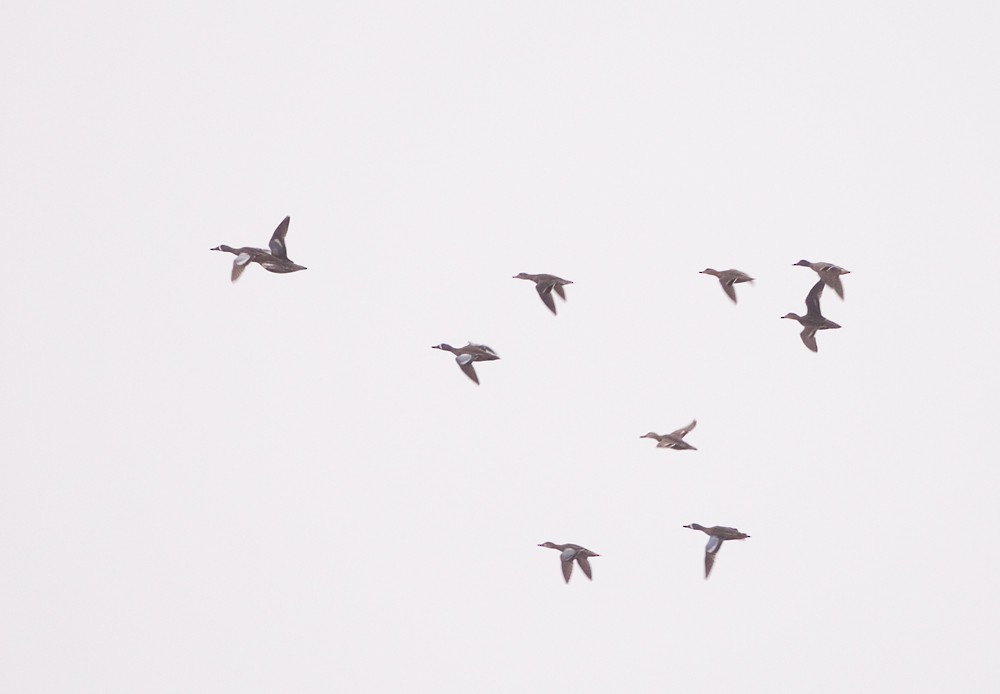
[
  {"xmin": 513, "ymin": 273, "xmax": 573, "ymax": 315},
  {"xmin": 782, "ymin": 280, "xmax": 841, "ymax": 352},
  {"xmin": 211, "ymin": 216, "xmax": 307, "ymax": 282},
  {"xmin": 699, "ymin": 268, "xmax": 754, "ymax": 304},
  {"xmin": 794, "ymin": 259, "xmax": 850, "ymax": 299},
  {"xmin": 640, "ymin": 419, "xmax": 698, "ymax": 450},
  {"xmin": 431, "ymin": 342, "xmax": 500, "ymax": 384},
  {"xmin": 683, "ymin": 523, "xmax": 750, "ymax": 578},
  {"xmin": 537, "ymin": 542, "xmax": 600, "ymax": 583}
]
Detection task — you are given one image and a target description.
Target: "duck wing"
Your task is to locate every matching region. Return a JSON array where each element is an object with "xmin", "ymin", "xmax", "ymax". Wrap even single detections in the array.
[
  {"xmin": 804, "ymin": 279, "xmax": 825, "ymax": 317},
  {"xmin": 577, "ymin": 554, "xmax": 594, "ymax": 580},
  {"xmin": 465, "ymin": 343, "xmax": 500, "ymax": 360},
  {"xmin": 561, "ymin": 556, "xmax": 574, "ymax": 583},
  {"xmin": 660, "ymin": 438, "xmax": 697, "ymax": 450},
  {"xmin": 704, "ymin": 535, "xmax": 723, "ymax": 579},
  {"xmin": 823, "ymin": 272, "xmax": 845, "ymax": 299},
  {"xmin": 799, "ymin": 327, "xmax": 818, "ymax": 352},
  {"xmin": 720, "ymin": 279, "xmax": 738, "ymax": 303},
  {"xmin": 535, "ymin": 283, "xmax": 557, "ymax": 314},
  {"xmin": 231, "ymin": 253, "xmax": 252, "ymax": 282},
  {"xmin": 268, "ymin": 216, "xmax": 291, "ymax": 260},
  {"xmin": 669, "ymin": 420, "xmax": 697, "ymax": 439},
  {"xmin": 553, "ymin": 283, "xmax": 567, "ymax": 300},
  {"xmin": 456, "ymin": 354, "xmax": 480, "ymax": 384}
]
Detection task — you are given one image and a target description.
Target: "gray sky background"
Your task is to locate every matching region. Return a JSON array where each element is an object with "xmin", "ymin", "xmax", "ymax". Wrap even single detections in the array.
[{"xmin": 3, "ymin": 2, "xmax": 998, "ymax": 692}]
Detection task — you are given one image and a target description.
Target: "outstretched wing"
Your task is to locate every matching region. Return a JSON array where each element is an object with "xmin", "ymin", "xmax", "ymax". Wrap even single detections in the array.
[
  {"xmin": 561, "ymin": 557, "xmax": 574, "ymax": 583},
  {"xmin": 800, "ymin": 327, "xmax": 818, "ymax": 352},
  {"xmin": 535, "ymin": 284, "xmax": 557, "ymax": 314},
  {"xmin": 670, "ymin": 420, "xmax": 697, "ymax": 439},
  {"xmin": 577, "ymin": 555, "xmax": 594, "ymax": 580},
  {"xmin": 231, "ymin": 253, "xmax": 252, "ymax": 282},
  {"xmin": 824, "ymin": 272, "xmax": 845, "ymax": 299},
  {"xmin": 269, "ymin": 216, "xmax": 291, "ymax": 260},
  {"xmin": 661, "ymin": 438, "xmax": 697, "ymax": 451},
  {"xmin": 704, "ymin": 535, "xmax": 723, "ymax": 579},
  {"xmin": 456, "ymin": 354, "xmax": 480, "ymax": 384},
  {"xmin": 553, "ymin": 283, "xmax": 567, "ymax": 300},
  {"xmin": 804, "ymin": 279, "xmax": 825, "ymax": 317},
  {"xmin": 721, "ymin": 279, "xmax": 738, "ymax": 303}
]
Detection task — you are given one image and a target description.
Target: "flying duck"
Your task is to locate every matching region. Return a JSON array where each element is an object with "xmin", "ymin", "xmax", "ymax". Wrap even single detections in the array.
[
  {"xmin": 794, "ymin": 259, "xmax": 850, "ymax": 299},
  {"xmin": 683, "ymin": 524, "xmax": 750, "ymax": 579},
  {"xmin": 699, "ymin": 268, "xmax": 754, "ymax": 304},
  {"xmin": 781, "ymin": 279, "xmax": 841, "ymax": 352},
  {"xmin": 513, "ymin": 273, "xmax": 574, "ymax": 315},
  {"xmin": 640, "ymin": 420, "xmax": 698, "ymax": 450},
  {"xmin": 537, "ymin": 542, "xmax": 600, "ymax": 583},
  {"xmin": 211, "ymin": 215, "xmax": 307, "ymax": 282},
  {"xmin": 431, "ymin": 342, "xmax": 500, "ymax": 384}
]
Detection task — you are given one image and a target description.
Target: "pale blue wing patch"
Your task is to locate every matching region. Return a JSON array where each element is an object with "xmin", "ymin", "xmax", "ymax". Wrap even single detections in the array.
[
  {"xmin": 456, "ymin": 357, "xmax": 479, "ymax": 384},
  {"xmin": 231, "ymin": 256, "xmax": 251, "ymax": 282},
  {"xmin": 269, "ymin": 237, "xmax": 287, "ymax": 259},
  {"xmin": 268, "ymin": 216, "xmax": 290, "ymax": 260},
  {"xmin": 706, "ymin": 536, "xmax": 722, "ymax": 554}
]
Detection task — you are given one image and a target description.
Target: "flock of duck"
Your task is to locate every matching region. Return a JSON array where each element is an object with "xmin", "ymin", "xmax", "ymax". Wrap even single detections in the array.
[{"xmin": 212, "ymin": 216, "xmax": 852, "ymax": 581}]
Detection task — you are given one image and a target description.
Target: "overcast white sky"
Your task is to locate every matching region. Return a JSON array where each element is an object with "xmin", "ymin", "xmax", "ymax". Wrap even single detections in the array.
[{"xmin": 2, "ymin": 2, "xmax": 999, "ymax": 692}]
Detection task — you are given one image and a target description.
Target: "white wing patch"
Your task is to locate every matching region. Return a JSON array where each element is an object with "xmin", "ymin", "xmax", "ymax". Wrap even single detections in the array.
[{"xmin": 235, "ymin": 252, "xmax": 252, "ymax": 266}]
